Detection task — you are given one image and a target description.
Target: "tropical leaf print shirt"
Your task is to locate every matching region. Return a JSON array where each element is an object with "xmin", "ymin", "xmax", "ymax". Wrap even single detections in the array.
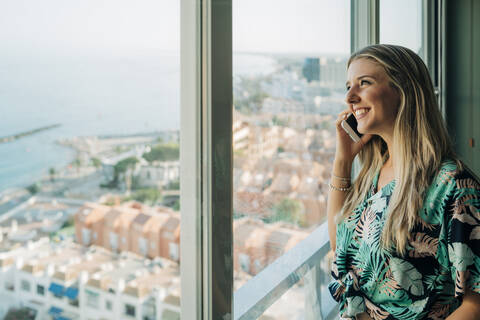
[{"xmin": 328, "ymin": 160, "xmax": 480, "ymax": 320}]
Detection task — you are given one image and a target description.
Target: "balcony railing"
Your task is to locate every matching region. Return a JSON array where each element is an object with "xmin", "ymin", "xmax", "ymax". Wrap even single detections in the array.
[{"xmin": 234, "ymin": 221, "xmax": 338, "ymax": 320}]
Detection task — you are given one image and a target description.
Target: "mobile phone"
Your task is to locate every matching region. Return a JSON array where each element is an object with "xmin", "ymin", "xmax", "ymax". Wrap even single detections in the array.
[{"xmin": 341, "ymin": 113, "xmax": 363, "ymax": 143}]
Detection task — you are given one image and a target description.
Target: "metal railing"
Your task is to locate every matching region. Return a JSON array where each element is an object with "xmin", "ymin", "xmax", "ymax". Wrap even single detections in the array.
[{"xmin": 233, "ymin": 221, "xmax": 339, "ymax": 320}]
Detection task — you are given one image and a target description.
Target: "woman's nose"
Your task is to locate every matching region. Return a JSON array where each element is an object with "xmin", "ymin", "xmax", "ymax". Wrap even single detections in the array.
[{"xmin": 345, "ymin": 87, "xmax": 360, "ymax": 105}]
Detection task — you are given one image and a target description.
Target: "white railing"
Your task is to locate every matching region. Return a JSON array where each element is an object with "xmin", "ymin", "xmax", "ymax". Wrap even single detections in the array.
[{"xmin": 233, "ymin": 221, "xmax": 338, "ymax": 320}]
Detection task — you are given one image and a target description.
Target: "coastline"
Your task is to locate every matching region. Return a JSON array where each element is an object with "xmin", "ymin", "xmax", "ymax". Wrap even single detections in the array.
[
  {"xmin": 0, "ymin": 130, "xmax": 177, "ymax": 197},
  {"xmin": 0, "ymin": 124, "xmax": 61, "ymax": 144}
]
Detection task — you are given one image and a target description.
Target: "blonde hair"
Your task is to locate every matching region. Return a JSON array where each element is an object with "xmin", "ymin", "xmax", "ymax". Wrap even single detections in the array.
[{"xmin": 339, "ymin": 44, "xmax": 460, "ymax": 255}]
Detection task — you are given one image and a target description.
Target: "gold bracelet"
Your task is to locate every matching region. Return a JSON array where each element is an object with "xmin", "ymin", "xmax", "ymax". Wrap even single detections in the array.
[
  {"xmin": 332, "ymin": 173, "xmax": 351, "ymax": 182},
  {"xmin": 328, "ymin": 182, "xmax": 351, "ymax": 192}
]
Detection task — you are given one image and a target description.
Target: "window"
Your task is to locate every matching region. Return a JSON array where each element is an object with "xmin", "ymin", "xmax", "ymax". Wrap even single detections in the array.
[
  {"xmin": 85, "ymin": 289, "xmax": 100, "ymax": 309},
  {"xmin": 139, "ymin": 237, "xmax": 148, "ymax": 256},
  {"xmin": 21, "ymin": 280, "xmax": 31, "ymax": 292},
  {"xmin": 168, "ymin": 243, "xmax": 179, "ymax": 261},
  {"xmin": 82, "ymin": 228, "xmax": 91, "ymax": 245},
  {"xmin": 5, "ymin": 282, "xmax": 14, "ymax": 291},
  {"xmin": 380, "ymin": 0, "xmax": 423, "ymax": 59},
  {"xmin": 232, "ymin": 0, "xmax": 350, "ymax": 317},
  {"xmin": 69, "ymin": 298, "xmax": 79, "ymax": 307},
  {"xmin": 238, "ymin": 253, "xmax": 250, "ymax": 273},
  {"xmin": 0, "ymin": 0, "xmax": 181, "ymax": 317},
  {"xmin": 36, "ymin": 284, "xmax": 45, "ymax": 296},
  {"xmin": 109, "ymin": 232, "xmax": 118, "ymax": 251},
  {"xmin": 125, "ymin": 304, "xmax": 136, "ymax": 317}
]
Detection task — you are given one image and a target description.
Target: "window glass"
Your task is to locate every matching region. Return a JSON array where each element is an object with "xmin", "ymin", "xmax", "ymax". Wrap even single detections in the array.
[
  {"xmin": 125, "ymin": 304, "xmax": 136, "ymax": 317},
  {"xmin": 380, "ymin": 0, "xmax": 424, "ymax": 59},
  {"xmin": 233, "ymin": 0, "xmax": 350, "ymax": 317},
  {"xmin": 0, "ymin": 1, "xmax": 180, "ymax": 319},
  {"xmin": 85, "ymin": 289, "xmax": 100, "ymax": 309},
  {"xmin": 37, "ymin": 285, "xmax": 45, "ymax": 296},
  {"xmin": 21, "ymin": 280, "xmax": 31, "ymax": 292}
]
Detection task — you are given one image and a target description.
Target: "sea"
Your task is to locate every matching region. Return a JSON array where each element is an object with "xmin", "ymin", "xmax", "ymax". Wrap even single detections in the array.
[{"xmin": 0, "ymin": 52, "xmax": 277, "ymax": 192}]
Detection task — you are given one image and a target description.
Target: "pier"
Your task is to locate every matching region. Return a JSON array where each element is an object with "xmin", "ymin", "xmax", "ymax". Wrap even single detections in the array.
[{"xmin": 0, "ymin": 124, "xmax": 61, "ymax": 144}]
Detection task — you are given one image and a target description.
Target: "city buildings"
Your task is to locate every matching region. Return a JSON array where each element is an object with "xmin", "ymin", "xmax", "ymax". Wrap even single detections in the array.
[
  {"xmin": 75, "ymin": 203, "xmax": 180, "ymax": 262},
  {"xmin": 0, "ymin": 238, "xmax": 180, "ymax": 320}
]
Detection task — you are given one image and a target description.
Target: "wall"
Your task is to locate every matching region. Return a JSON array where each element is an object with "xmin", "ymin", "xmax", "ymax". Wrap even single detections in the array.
[{"xmin": 446, "ymin": 0, "xmax": 480, "ymax": 175}]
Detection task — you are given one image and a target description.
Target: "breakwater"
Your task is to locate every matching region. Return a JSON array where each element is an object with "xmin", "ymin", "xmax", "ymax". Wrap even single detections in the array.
[{"xmin": 0, "ymin": 124, "xmax": 61, "ymax": 144}]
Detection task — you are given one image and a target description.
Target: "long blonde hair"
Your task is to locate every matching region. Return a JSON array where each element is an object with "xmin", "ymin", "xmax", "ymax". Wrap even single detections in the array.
[{"xmin": 339, "ymin": 44, "xmax": 460, "ymax": 255}]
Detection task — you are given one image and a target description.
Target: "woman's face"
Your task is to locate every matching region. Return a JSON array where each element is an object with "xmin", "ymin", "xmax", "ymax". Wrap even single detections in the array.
[{"xmin": 345, "ymin": 58, "xmax": 400, "ymax": 140}]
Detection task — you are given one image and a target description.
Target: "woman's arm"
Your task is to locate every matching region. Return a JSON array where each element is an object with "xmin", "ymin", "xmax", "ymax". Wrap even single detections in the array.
[
  {"xmin": 327, "ymin": 158, "xmax": 352, "ymax": 250},
  {"xmin": 446, "ymin": 289, "xmax": 480, "ymax": 320},
  {"xmin": 327, "ymin": 110, "xmax": 372, "ymax": 251}
]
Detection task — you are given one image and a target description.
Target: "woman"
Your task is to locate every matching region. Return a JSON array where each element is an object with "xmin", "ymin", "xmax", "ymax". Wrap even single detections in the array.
[{"xmin": 327, "ymin": 44, "xmax": 480, "ymax": 320}]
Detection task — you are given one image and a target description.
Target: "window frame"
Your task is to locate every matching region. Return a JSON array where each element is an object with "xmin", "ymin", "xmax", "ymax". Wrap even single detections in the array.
[
  {"xmin": 180, "ymin": 0, "xmax": 233, "ymax": 318},
  {"xmin": 180, "ymin": 0, "xmax": 444, "ymax": 319}
]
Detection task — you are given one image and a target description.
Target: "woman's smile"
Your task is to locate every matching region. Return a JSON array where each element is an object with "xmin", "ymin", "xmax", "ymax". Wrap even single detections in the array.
[{"xmin": 353, "ymin": 107, "xmax": 370, "ymax": 119}]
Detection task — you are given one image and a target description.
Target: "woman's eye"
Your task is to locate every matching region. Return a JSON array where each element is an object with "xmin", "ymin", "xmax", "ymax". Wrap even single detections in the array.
[
  {"xmin": 360, "ymin": 80, "xmax": 370, "ymax": 86},
  {"xmin": 346, "ymin": 86, "xmax": 351, "ymax": 91}
]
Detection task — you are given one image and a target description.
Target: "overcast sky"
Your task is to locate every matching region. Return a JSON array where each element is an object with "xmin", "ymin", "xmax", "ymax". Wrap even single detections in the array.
[{"xmin": 0, "ymin": 0, "xmax": 420, "ymax": 56}]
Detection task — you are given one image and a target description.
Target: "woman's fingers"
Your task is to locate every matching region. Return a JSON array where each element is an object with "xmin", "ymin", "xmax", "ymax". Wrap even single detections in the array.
[{"xmin": 335, "ymin": 110, "xmax": 351, "ymax": 128}]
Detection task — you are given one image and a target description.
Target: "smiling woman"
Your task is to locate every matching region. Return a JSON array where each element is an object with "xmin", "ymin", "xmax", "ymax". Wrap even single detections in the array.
[
  {"xmin": 327, "ymin": 44, "xmax": 480, "ymax": 320},
  {"xmin": 345, "ymin": 58, "xmax": 400, "ymax": 142}
]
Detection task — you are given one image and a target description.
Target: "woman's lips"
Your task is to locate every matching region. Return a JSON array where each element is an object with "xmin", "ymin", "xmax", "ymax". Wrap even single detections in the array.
[{"xmin": 354, "ymin": 108, "xmax": 370, "ymax": 120}]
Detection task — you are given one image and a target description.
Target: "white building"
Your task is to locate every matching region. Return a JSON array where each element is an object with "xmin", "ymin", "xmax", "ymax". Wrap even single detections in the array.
[
  {"xmin": 0, "ymin": 238, "xmax": 180, "ymax": 320},
  {"xmin": 136, "ymin": 161, "xmax": 180, "ymax": 189}
]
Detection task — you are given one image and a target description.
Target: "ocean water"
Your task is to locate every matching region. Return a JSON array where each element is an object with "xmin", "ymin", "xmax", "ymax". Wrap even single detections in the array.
[{"xmin": 0, "ymin": 52, "xmax": 276, "ymax": 191}]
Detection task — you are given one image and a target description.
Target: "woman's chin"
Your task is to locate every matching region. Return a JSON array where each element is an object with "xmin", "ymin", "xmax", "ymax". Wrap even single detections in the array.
[{"xmin": 357, "ymin": 127, "xmax": 367, "ymax": 135}]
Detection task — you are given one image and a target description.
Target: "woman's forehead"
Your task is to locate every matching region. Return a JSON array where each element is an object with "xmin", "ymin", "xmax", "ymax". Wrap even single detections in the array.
[{"xmin": 347, "ymin": 58, "xmax": 387, "ymax": 81}]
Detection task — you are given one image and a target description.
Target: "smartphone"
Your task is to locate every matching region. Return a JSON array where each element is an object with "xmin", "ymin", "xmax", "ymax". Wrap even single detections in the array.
[{"xmin": 341, "ymin": 113, "xmax": 363, "ymax": 143}]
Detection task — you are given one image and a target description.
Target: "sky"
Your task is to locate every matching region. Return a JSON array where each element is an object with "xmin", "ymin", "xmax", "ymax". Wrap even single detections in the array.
[{"xmin": 0, "ymin": 0, "xmax": 419, "ymax": 56}]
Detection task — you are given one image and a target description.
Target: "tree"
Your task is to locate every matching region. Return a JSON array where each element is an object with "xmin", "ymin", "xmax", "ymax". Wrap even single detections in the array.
[
  {"xmin": 126, "ymin": 188, "xmax": 162, "ymax": 205},
  {"xmin": 91, "ymin": 157, "xmax": 102, "ymax": 168},
  {"xmin": 26, "ymin": 183, "xmax": 41, "ymax": 195},
  {"xmin": 172, "ymin": 199, "xmax": 180, "ymax": 211},
  {"xmin": 269, "ymin": 198, "xmax": 305, "ymax": 227},
  {"xmin": 4, "ymin": 308, "xmax": 36, "ymax": 320},
  {"xmin": 114, "ymin": 157, "xmax": 139, "ymax": 176},
  {"xmin": 142, "ymin": 143, "xmax": 179, "ymax": 163},
  {"xmin": 167, "ymin": 180, "xmax": 180, "ymax": 190},
  {"xmin": 49, "ymin": 167, "xmax": 56, "ymax": 182},
  {"xmin": 72, "ymin": 158, "xmax": 81, "ymax": 174}
]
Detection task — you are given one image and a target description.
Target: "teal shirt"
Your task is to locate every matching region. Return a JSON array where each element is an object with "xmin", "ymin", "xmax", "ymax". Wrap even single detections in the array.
[{"xmin": 329, "ymin": 160, "xmax": 480, "ymax": 319}]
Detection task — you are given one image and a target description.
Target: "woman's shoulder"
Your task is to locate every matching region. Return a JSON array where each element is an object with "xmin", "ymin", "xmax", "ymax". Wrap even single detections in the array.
[
  {"xmin": 428, "ymin": 158, "xmax": 480, "ymax": 205},
  {"xmin": 421, "ymin": 158, "xmax": 480, "ymax": 224},
  {"xmin": 433, "ymin": 158, "xmax": 479, "ymax": 188}
]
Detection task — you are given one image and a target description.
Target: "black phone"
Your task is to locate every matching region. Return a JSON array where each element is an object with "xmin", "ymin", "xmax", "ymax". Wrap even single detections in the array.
[{"xmin": 341, "ymin": 113, "xmax": 363, "ymax": 142}]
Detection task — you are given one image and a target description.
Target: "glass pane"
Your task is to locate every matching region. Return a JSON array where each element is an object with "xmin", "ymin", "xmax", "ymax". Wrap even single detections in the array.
[
  {"xmin": 260, "ymin": 252, "xmax": 334, "ymax": 319},
  {"xmin": 233, "ymin": 0, "xmax": 350, "ymax": 316},
  {"xmin": 0, "ymin": 1, "xmax": 180, "ymax": 319},
  {"xmin": 380, "ymin": 0, "xmax": 424, "ymax": 59}
]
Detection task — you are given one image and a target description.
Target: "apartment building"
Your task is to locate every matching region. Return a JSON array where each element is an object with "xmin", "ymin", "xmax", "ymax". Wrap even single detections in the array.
[
  {"xmin": 233, "ymin": 218, "xmax": 308, "ymax": 275},
  {"xmin": 0, "ymin": 238, "xmax": 180, "ymax": 320},
  {"xmin": 75, "ymin": 203, "xmax": 180, "ymax": 262}
]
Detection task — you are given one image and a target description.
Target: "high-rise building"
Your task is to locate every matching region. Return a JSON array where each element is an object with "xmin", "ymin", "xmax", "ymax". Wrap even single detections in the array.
[{"xmin": 302, "ymin": 58, "xmax": 320, "ymax": 83}]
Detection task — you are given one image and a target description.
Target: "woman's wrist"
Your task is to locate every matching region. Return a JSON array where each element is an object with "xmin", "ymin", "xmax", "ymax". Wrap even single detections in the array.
[{"xmin": 333, "ymin": 158, "xmax": 353, "ymax": 177}]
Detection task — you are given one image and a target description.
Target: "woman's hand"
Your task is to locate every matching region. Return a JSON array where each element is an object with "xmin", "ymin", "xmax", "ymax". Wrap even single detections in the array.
[{"xmin": 334, "ymin": 109, "xmax": 373, "ymax": 164}]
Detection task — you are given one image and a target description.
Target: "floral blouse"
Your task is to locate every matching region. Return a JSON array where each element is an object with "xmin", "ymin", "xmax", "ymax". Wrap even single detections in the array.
[{"xmin": 328, "ymin": 159, "xmax": 480, "ymax": 319}]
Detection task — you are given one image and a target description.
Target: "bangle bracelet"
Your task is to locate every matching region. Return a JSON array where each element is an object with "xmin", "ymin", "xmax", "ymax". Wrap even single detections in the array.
[
  {"xmin": 328, "ymin": 182, "xmax": 351, "ymax": 192},
  {"xmin": 332, "ymin": 173, "xmax": 351, "ymax": 182}
]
